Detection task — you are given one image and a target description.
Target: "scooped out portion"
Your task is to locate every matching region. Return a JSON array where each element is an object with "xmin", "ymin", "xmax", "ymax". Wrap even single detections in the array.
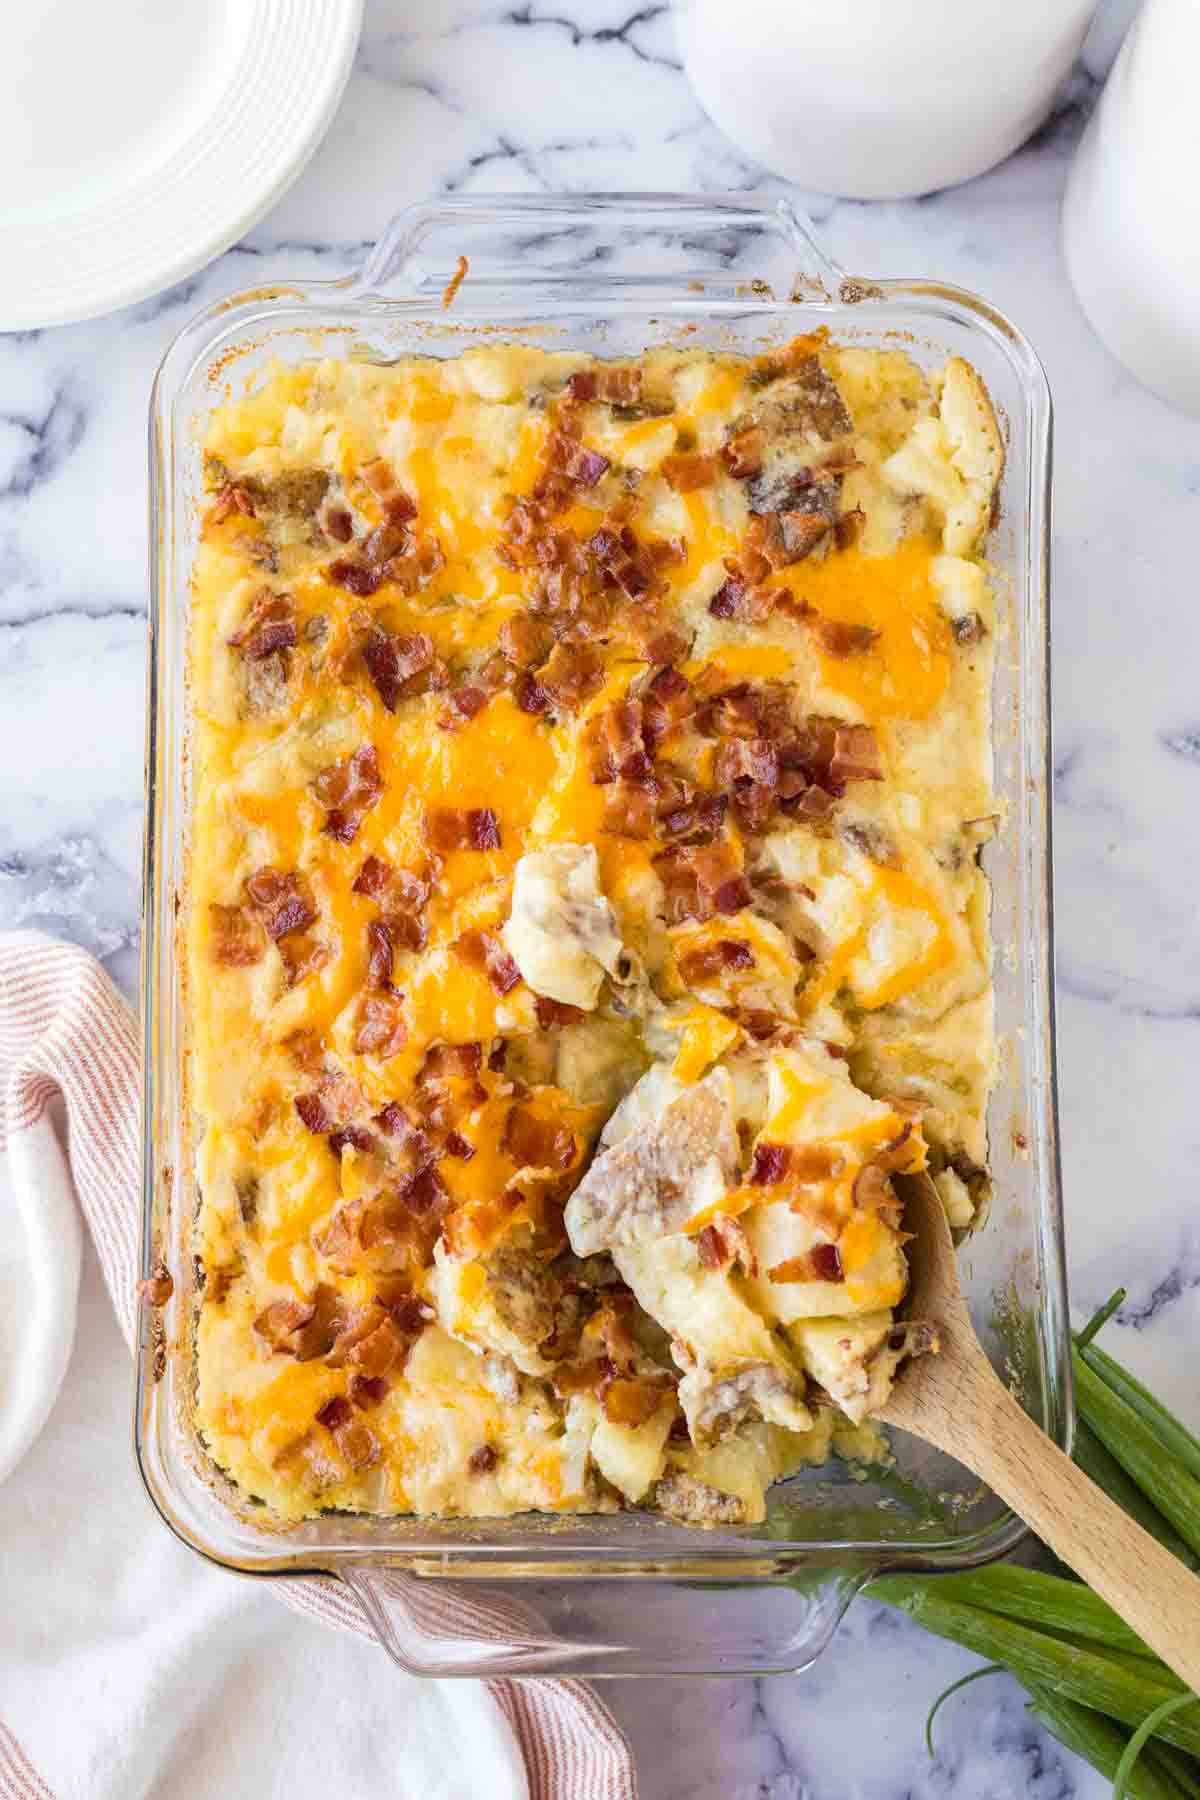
[{"xmin": 188, "ymin": 332, "xmax": 1000, "ymax": 1525}]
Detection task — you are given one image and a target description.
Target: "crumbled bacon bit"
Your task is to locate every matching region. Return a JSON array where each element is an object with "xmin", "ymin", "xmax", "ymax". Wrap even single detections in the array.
[
  {"xmin": 278, "ymin": 931, "xmax": 330, "ymax": 986},
  {"xmin": 641, "ymin": 628, "xmax": 690, "ymax": 667},
  {"xmin": 329, "ymin": 1410, "xmax": 381, "ymax": 1472},
  {"xmin": 721, "ymin": 424, "xmax": 763, "ymax": 479},
  {"xmin": 317, "ymin": 1396, "xmax": 353, "ymax": 1432},
  {"xmin": 208, "ymin": 482, "xmax": 256, "ymax": 524},
  {"xmin": 453, "ymin": 928, "xmax": 521, "ymax": 995},
  {"xmin": 352, "ymin": 855, "xmax": 392, "ymax": 898},
  {"xmin": 713, "ymin": 874, "xmax": 752, "ymax": 914},
  {"xmin": 442, "ymin": 253, "xmax": 469, "ymax": 310},
  {"xmin": 747, "ymin": 509, "xmax": 829, "ymax": 569},
  {"xmin": 852, "ymin": 1162, "xmax": 894, "ymax": 1212},
  {"xmin": 660, "ymin": 792, "xmax": 727, "ymax": 845},
  {"xmin": 382, "ymin": 536, "xmax": 447, "ymax": 597},
  {"xmin": 677, "ymin": 937, "xmax": 755, "ymax": 986},
  {"xmin": 540, "ymin": 640, "xmax": 604, "ymax": 711},
  {"xmin": 316, "ymin": 744, "xmax": 383, "ymax": 843},
  {"xmin": 327, "ymin": 558, "xmax": 383, "ymax": 598},
  {"xmin": 346, "ymin": 1312, "xmax": 409, "ymax": 1380},
  {"xmin": 295, "ymin": 1091, "xmax": 332, "ymax": 1134},
  {"xmin": 661, "ymin": 451, "xmax": 717, "ymax": 492},
  {"xmin": 602, "ymin": 779, "xmax": 657, "ymax": 838},
  {"xmin": 513, "ymin": 672, "xmax": 549, "ymax": 714},
  {"xmin": 372, "ymin": 1102, "xmax": 416, "ymax": 1141},
  {"xmin": 255, "ymin": 1297, "xmax": 316, "ymax": 1352},
  {"xmin": 385, "ymin": 1289, "xmax": 435, "ymax": 1338},
  {"xmin": 567, "ymin": 444, "xmax": 611, "ymax": 488},
  {"xmin": 587, "ymin": 699, "xmax": 646, "ymax": 785},
  {"xmin": 365, "ymin": 919, "xmax": 394, "ymax": 988},
  {"xmin": 363, "ymin": 628, "xmax": 435, "ymax": 711},
  {"xmin": 499, "ymin": 612, "xmax": 554, "ymax": 668},
  {"xmin": 534, "ymin": 996, "xmax": 585, "ymax": 1029},
  {"xmin": 566, "ymin": 370, "xmax": 597, "ymax": 404},
  {"xmin": 811, "ymin": 618, "xmax": 879, "ymax": 659},
  {"xmin": 787, "ymin": 784, "xmax": 837, "ymax": 825},
  {"xmin": 354, "ymin": 991, "xmax": 408, "ymax": 1059},
  {"xmin": 444, "ymin": 1131, "xmax": 475, "ymax": 1161},
  {"xmin": 349, "ymin": 1374, "xmax": 389, "ymax": 1409},
  {"xmin": 769, "ymin": 1242, "xmax": 844, "ymax": 1284},
  {"xmin": 397, "ymin": 1163, "xmax": 448, "ymax": 1217},
  {"xmin": 420, "ymin": 1041, "xmax": 484, "ymax": 1086},
  {"xmin": 695, "ymin": 1214, "xmax": 757, "ymax": 1278},
  {"xmin": 544, "ymin": 430, "xmax": 610, "ymax": 490},
  {"xmin": 714, "ymin": 736, "xmax": 780, "ymax": 833},
  {"xmin": 439, "ymin": 683, "xmax": 490, "ymax": 729},
  {"xmin": 503, "ymin": 1104, "xmax": 576, "ymax": 1172},
  {"xmin": 750, "ymin": 1142, "xmax": 792, "ymax": 1185},
  {"xmin": 829, "ymin": 723, "xmax": 883, "ymax": 784},
  {"xmin": 596, "ymin": 364, "xmax": 645, "ymax": 407},
  {"xmin": 642, "ymin": 663, "xmax": 694, "ymax": 747},
  {"xmin": 811, "ymin": 1242, "xmax": 844, "ymax": 1283},
  {"xmin": 319, "ymin": 501, "xmax": 354, "ymax": 544},
  {"xmin": 426, "ymin": 806, "xmax": 502, "ymax": 854},
  {"xmin": 138, "ymin": 1266, "xmax": 174, "ymax": 1307},
  {"xmin": 737, "ymin": 1009, "xmax": 780, "ymax": 1042},
  {"xmin": 329, "ymin": 1125, "xmax": 375, "ymax": 1157},
  {"xmin": 229, "ymin": 590, "xmax": 297, "ymax": 661},
  {"xmin": 707, "ymin": 576, "xmax": 774, "ymax": 624},
  {"xmin": 468, "ymin": 1442, "xmax": 498, "ymax": 1474},
  {"xmin": 244, "ymin": 867, "xmax": 316, "ymax": 941},
  {"xmin": 587, "ymin": 522, "xmax": 655, "ymax": 600},
  {"xmin": 209, "ymin": 903, "xmax": 265, "ymax": 967},
  {"xmin": 654, "ymin": 840, "xmax": 750, "ymax": 924}
]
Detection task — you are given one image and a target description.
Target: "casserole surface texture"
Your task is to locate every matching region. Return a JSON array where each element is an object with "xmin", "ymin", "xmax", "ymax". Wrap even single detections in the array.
[{"xmin": 188, "ymin": 334, "xmax": 1001, "ymax": 1523}]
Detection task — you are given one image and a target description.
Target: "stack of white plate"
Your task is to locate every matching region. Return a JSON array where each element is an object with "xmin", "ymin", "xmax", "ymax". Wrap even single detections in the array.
[{"xmin": 0, "ymin": 0, "xmax": 362, "ymax": 330}]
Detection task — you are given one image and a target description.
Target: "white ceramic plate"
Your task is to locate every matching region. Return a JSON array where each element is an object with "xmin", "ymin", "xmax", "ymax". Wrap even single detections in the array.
[{"xmin": 0, "ymin": 0, "xmax": 363, "ymax": 331}]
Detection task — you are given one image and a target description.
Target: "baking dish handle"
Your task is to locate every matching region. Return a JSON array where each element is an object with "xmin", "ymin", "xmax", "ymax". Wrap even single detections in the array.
[
  {"xmin": 349, "ymin": 192, "xmax": 848, "ymax": 307},
  {"xmin": 339, "ymin": 1562, "xmax": 862, "ymax": 1679}
]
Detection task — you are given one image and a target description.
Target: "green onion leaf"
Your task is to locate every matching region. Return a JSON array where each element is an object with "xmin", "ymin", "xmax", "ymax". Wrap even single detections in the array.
[
  {"xmin": 906, "ymin": 1564, "xmax": 1150, "ymax": 1657},
  {"xmin": 865, "ymin": 1582, "xmax": 1200, "ymax": 1756},
  {"xmin": 1081, "ymin": 1343, "xmax": 1200, "ymax": 1487},
  {"xmin": 1075, "ymin": 1354, "xmax": 1200, "ymax": 1561},
  {"xmin": 1116, "ymin": 1697, "xmax": 1200, "ymax": 1800},
  {"xmin": 1077, "ymin": 1289, "xmax": 1127, "ymax": 1350},
  {"xmin": 925, "ymin": 1663, "xmax": 1007, "ymax": 1757},
  {"xmin": 1073, "ymin": 1420, "xmax": 1200, "ymax": 1570},
  {"xmin": 1023, "ymin": 1683, "xmax": 1194, "ymax": 1800}
]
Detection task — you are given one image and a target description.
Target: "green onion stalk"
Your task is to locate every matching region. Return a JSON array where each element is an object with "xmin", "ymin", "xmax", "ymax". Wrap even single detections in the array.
[{"xmin": 860, "ymin": 1293, "xmax": 1200, "ymax": 1797}]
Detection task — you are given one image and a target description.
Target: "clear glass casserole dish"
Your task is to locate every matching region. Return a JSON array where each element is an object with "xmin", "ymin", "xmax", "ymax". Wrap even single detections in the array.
[{"xmin": 139, "ymin": 193, "xmax": 1064, "ymax": 1678}]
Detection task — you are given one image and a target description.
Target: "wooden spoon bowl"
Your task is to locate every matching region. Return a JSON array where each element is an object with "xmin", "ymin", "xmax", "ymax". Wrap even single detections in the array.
[{"xmin": 882, "ymin": 1173, "xmax": 1200, "ymax": 1690}]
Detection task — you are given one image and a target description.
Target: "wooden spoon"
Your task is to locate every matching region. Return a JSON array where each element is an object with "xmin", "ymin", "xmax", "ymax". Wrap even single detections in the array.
[{"xmin": 881, "ymin": 1172, "xmax": 1200, "ymax": 1690}]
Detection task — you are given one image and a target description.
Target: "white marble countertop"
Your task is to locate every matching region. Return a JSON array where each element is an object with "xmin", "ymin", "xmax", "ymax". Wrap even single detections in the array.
[{"xmin": 4, "ymin": 1, "xmax": 1197, "ymax": 1794}]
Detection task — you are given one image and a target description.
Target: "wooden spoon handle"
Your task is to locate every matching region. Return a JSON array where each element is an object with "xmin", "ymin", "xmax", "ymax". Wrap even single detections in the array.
[{"xmin": 934, "ymin": 1364, "xmax": 1200, "ymax": 1692}]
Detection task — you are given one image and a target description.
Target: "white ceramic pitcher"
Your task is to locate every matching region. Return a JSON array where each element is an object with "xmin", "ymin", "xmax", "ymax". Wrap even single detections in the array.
[
  {"xmin": 1064, "ymin": 0, "xmax": 1200, "ymax": 415},
  {"xmin": 678, "ymin": 0, "xmax": 1097, "ymax": 199}
]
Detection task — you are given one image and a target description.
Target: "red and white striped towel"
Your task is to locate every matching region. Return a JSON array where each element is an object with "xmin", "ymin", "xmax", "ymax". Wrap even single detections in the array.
[{"xmin": 0, "ymin": 931, "xmax": 635, "ymax": 1800}]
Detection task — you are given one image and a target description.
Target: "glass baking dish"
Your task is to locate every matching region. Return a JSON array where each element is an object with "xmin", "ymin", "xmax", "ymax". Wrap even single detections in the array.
[{"xmin": 138, "ymin": 193, "xmax": 1064, "ymax": 1678}]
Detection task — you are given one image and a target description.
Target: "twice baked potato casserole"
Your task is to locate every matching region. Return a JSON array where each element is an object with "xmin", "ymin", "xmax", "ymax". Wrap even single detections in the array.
[{"xmin": 187, "ymin": 332, "xmax": 1002, "ymax": 1524}]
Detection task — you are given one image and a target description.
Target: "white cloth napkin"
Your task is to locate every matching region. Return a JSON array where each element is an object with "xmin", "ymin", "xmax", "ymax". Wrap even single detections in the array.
[{"xmin": 0, "ymin": 931, "xmax": 635, "ymax": 1800}]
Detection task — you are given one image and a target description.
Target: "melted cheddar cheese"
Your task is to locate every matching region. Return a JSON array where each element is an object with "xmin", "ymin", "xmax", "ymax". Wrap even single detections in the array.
[{"xmin": 188, "ymin": 336, "xmax": 1001, "ymax": 1525}]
